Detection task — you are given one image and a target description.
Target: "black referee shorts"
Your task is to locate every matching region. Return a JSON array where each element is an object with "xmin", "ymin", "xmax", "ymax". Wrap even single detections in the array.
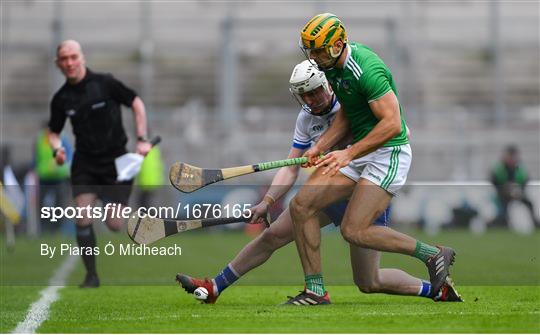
[{"xmin": 71, "ymin": 151, "xmax": 133, "ymax": 205}]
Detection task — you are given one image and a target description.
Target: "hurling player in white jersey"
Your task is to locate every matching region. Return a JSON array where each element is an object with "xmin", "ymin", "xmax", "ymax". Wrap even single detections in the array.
[{"xmin": 176, "ymin": 60, "xmax": 446, "ymax": 304}]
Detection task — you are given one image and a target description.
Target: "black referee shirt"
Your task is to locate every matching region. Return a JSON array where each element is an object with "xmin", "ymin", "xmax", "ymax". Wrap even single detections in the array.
[{"xmin": 49, "ymin": 68, "xmax": 137, "ymax": 157}]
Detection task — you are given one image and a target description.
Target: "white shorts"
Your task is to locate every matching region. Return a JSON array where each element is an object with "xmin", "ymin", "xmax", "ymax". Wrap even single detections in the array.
[{"xmin": 339, "ymin": 144, "xmax": 412, "ymax": 196}]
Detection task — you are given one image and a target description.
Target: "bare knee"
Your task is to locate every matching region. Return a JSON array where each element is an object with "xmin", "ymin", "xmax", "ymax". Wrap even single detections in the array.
[
  {"xmin": 354, "ymin": 276, "xmax": 382, "ymax": 294},
  {"xmin": 340, "ymin": 224, "xmax": 353, "ymax": 244},
  {"xmin": 290, "ymin": 196, "xmax": 315, "ymax": 220},
  {"xmin": 340, "ymin": 223, "xmax": 374, "ymax": 248},
  {"xmin": 341, "ymin": 224, "xmax": 363, "ymax": 245},
  {"xmin": 356, "ymin": 281, "xmax": 382, "ymax": 294}
]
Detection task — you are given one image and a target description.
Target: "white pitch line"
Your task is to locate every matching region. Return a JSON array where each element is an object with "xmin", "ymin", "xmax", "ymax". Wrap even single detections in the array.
[{"xmin": 13, "ymin": 255, "xmax": 78, "ymax": 334}]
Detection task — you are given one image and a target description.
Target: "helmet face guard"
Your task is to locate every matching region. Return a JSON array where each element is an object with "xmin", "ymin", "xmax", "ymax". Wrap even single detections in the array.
[
  {"xmin": 290, "ymin": 84, "xmax": 334, "ymax": 116},
  {"xmin": 299, "ymin": 42, "xmax": 344, "ymax": 71}
]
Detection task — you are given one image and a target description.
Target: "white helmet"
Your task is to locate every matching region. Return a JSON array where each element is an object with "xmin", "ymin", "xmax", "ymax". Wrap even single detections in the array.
[{"xmin": 289, "ymin": 60, "xmax": 333, "ymax": 115}]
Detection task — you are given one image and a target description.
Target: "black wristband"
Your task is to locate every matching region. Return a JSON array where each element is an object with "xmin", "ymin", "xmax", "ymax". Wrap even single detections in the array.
[{"xmin": 137, "ymin": 136, "xmax": 149, "ymax": 142}]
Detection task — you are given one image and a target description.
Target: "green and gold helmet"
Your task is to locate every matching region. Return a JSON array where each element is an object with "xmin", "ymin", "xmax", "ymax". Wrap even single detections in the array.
[{"xmin": 300, "ymin": 13, "xmax": 347, "ymax": 69}]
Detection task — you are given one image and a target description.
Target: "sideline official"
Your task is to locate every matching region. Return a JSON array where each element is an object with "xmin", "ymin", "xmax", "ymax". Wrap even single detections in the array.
[{"xmin": 48, "ymin": 40, "xmax": 151, "ymax": 287}]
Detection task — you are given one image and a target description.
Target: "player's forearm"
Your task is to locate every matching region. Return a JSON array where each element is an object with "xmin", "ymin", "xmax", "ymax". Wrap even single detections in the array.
[
  {"xmin": 48, "ymin": 131, "xmax": 63, "ymax": 150},
  {"xmin": 348, "ymin": 117, "xmax": 401, "ymax": 159},
  {"xmin": 265, "ymin": 166, "xmax": 300, "ymax": 202},
  {"xmin": 132, "ymin": 97, "xmax": 148, "ymax": 138},
  {"xmin": 315, "ymin": 108, "xmax": 349, "ymax": 153}
]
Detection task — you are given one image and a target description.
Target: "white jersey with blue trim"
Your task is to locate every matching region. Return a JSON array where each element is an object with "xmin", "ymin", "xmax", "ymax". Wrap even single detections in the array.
[{"xmin": 292, "ymin": 98, "xmax": 340, "ymax": 150}]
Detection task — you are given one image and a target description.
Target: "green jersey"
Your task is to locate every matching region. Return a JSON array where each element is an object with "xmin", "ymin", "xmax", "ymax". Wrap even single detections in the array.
[{"xmin": 324, "ymin": 42, "xmax": 408, "ymax": 147}]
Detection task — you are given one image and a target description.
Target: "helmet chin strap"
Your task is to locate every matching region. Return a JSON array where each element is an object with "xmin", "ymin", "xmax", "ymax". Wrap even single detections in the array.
[
  {"xmin": 321, "ymin": 93, "xmax": 337, "ymax": 115},
  {"xmin": 318, "ymin": 43, "xmax": 345, "ymax": 71}
]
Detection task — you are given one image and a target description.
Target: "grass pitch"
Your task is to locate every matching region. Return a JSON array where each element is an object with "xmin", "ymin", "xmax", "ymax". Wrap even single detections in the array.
[
  {"xmin": 1, "ymin": 229, "xmax": 539, "ymax": 333},
  {"xmin": 35, "ymin": 286, "xmax": 540, "ymax": 333}
]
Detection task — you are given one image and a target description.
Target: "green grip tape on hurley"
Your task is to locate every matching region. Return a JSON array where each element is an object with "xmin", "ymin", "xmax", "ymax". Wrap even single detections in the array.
[{"xmin": 257, "ymin": 157, "xmax": 309, "ymax": 171}]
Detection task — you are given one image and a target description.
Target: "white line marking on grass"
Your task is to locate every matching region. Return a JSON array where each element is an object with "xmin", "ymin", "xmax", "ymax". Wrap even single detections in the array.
[{"xmin": 12, "ymin": 255, "xmax": 77, "ymax": 334}]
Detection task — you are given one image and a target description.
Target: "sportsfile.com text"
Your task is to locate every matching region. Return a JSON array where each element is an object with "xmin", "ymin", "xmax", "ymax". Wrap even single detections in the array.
[{"xmin": 40, "ymin": 203, "xmax": 253, "ymax": 222}]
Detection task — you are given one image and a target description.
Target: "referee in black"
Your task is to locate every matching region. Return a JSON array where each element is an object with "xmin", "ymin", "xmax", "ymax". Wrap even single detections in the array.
[{"xmin": 48, "ymin": 40, "xmax": 152, "ymax": 288}]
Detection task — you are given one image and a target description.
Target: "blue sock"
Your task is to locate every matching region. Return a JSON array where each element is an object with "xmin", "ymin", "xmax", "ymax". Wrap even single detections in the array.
[
  {"xmin": 418, "ymin": 280, "xmax": 432, "ymax": 298},
  {"xmin": 213, "ymin": 264, "xmax": 239, "ymax": 294}
]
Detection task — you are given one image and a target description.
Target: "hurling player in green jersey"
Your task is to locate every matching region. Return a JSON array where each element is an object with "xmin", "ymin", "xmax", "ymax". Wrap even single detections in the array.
[{"xmin": 283, "ymin": 13, "xmax": 461, "ymax": 305}]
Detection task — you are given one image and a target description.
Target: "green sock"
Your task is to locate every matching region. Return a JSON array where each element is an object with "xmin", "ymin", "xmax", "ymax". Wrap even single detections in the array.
[
  {"xmin": 305, "ymin": 274, "xmax": 325, "ymax": 296},
  {"xmin": 412, "ymin": 241, "xmax": 440, "ymax": 262}
]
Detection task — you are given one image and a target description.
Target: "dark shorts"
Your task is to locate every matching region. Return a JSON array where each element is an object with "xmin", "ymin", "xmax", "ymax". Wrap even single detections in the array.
[
  {"xmin": 322, "ymin": 200, "xmax": 391, "ymax": 227},
  {"xmin": 71, "ymin": 151, "xmax": 133, "ymax": 205}
]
